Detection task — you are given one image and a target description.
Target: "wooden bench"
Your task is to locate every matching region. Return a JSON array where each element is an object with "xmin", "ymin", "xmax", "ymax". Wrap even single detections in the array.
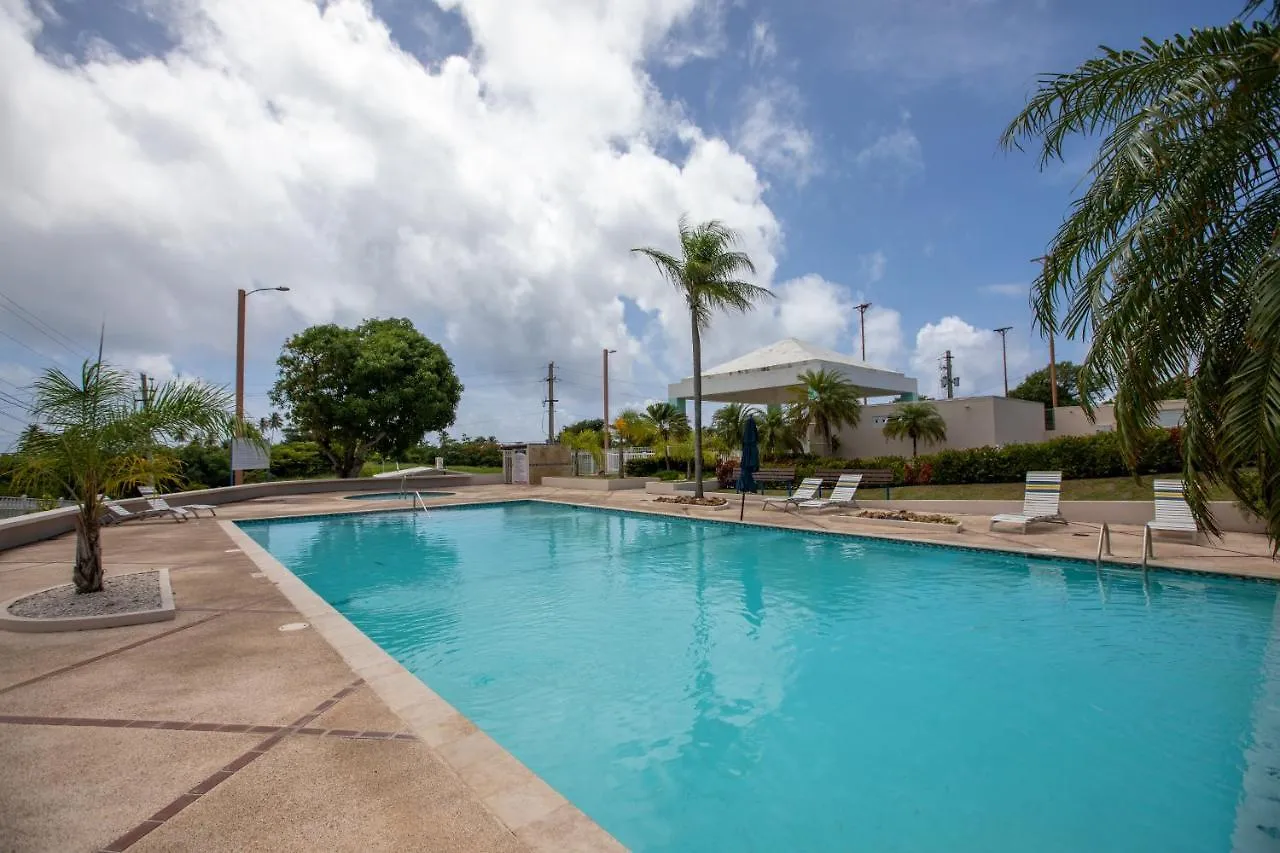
[
  {"xmin": 814, "ymin": 469, "xmax": 895, "ymax": 499},
  {"xmin": 752, "ymin": 466, "xmax": 797, "ymax": 494}
]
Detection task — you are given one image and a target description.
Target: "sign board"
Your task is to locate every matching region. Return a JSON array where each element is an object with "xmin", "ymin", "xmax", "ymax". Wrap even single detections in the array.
[
  {"xmin": 435, "ymin": 457, "xmax": 445, "ymax": 470},
  {"xmin": 231, "ymin": 438, "xmax": 270, "ymax": 471},
  {"xmin": 512, "ymin": 451, "xmax": 529, "ymax": 485}
]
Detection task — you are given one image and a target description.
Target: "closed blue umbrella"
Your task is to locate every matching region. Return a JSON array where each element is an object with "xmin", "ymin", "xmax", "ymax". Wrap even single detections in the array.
[{"xmin": 737, "ymin": 416, "xmax": 759, "ymax": 520}]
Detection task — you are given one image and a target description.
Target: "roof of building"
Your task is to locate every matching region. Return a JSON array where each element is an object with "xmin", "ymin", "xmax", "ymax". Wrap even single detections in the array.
[{"xmin": 703, "ymin": 338, "xmax": 879, "ymax": 376}]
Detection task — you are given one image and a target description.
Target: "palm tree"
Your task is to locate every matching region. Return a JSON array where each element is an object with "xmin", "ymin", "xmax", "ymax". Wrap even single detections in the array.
[
  {"xmin": 13, "ymin": 361, "xmax": 235, "ymax": 593},
  {"xmin": 756, "ymin": 403, "xmax": 799, "ymax": 459},
  {"xmin": 633, "ymin": 217, "xmax": 772, "ymax": 497},
  {"xmin": 257, "ymin": 412, "xmax": 284, "ymax": 443},
  {"xmin": 1001, "ymin": 2, "xmax": 1280, "ymax": 541},
  {"xmin": 710, "ymin": 402, "xmax": 760, "ymax": 450},
  {"xmin": 882, "ymin": 402, "xmax": 947, "ymax": 457},
  {"xmin": 788, "ymin": 368, "xmax": 861, "ymax": 457},
  {"xmin": 613, "ymin": 408, "xmax": 655, "ymax": 448},
  {"xmin": 640, "ymin": 402, "xmax": 690, "ymax": 469}
]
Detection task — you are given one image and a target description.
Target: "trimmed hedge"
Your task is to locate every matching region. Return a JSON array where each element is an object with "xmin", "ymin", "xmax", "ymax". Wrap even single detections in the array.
[{"xmin": 780, "ymin": 428, "xmax": 1183, "ymax": 487}]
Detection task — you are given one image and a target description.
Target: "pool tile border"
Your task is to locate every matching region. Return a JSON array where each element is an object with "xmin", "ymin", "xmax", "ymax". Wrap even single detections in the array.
[{"xmin": 218, "ymin": 519, "xmax": 626, "ymax": 853}]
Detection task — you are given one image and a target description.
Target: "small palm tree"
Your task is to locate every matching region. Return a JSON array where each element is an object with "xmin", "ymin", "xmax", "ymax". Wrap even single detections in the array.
[
  {"xmin": 882, "ymin": 402, "xmax": 947, "ymax": 457},
  {"xmin": 789, "ymin": 368, "xmax": 861, "ymax": 456},
  {"xmin": 13, "ymin": 361, "xmax": 235, "ymax": 593},
  {"xmin": 710, "ymin": 402, "xmax": 760, "ymax": 450},
  {"xmin": 633, "ymin": 217, "xmax": 773, "ymax": 497},
  {"xmin": 756, "ymin": 404, "xmax": 799, "ymax": 459},
  {"xmin": 640, "ymin": 402, "xmax": 690, "ymax": 470},
  {"xmin": 562, "ymin": 428, "xmax": 603, "ymax": 475},
  {"xmin": 613, "ymin": 408, "xmax": 655, "ymax": 448}
]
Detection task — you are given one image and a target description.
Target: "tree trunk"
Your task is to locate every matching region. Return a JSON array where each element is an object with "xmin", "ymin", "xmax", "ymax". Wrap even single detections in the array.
[
  {"xmin": 691, "ymin": 314, "xmax": 704, "ymax": 499},
  {"xmin": 74, "ymin": 511, "xmax": 104, "ymax": 594},
  {"xmin": 912, "ymin": 435, "xmax": 918, "ymax": 458}
]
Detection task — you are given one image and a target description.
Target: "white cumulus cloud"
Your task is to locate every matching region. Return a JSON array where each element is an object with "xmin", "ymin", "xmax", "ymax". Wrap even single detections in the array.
[{"xmin": 910, "ymin": 316, "xmax": 1031, "ymax": 397}]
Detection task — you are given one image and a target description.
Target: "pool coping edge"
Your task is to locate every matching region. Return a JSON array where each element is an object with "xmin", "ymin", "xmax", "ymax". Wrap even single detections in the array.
[{"xmin": 217, "ymin": 519, "xmax": 627, "ymax": 853}]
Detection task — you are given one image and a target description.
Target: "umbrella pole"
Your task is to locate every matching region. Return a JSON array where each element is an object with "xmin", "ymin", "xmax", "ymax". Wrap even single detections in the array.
[{"xmin": 739, "ymin": 489, "xmax": 746, "ymax": 521}]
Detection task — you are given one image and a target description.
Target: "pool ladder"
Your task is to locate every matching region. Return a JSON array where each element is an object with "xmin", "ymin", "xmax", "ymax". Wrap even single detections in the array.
[
  {"xmin": 1095, "ymin": 522, "xmax": 1112, "ymax": 565},
  {"xmin": 412, "ymin": 491, "xmax": 429, "ymax": 517}
]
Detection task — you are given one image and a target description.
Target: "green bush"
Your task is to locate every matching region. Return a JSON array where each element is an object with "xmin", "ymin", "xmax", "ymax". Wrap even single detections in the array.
[
  {"xmin": 655, "ymin": 469, "xmax": 683, "ymax": 481},
  {"xmin": 625, "ymin": 457, "xmax": 664, "ymax": 477},
  {"xmin": 788, "ymin": 429, "xmax": 1183, "ymax": 487},
  {"xmin": 270, "ymin": 442, "xmax": 331, "ymax": 479}
]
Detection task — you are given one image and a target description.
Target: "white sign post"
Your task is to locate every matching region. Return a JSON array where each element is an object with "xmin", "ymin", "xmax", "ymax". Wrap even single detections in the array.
[{"xmin": 231, "ymin": 439, "xmax": 270, "ymax": 475}]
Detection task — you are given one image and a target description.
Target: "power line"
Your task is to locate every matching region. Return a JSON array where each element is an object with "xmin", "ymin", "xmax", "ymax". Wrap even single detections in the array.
[
  {"xmin": 0, "ymin": 295, "xmax": 82, "ymax": 357},
  {"xmin": 0, "ymin": 327, "xmax": 58, "ymax": 363}
]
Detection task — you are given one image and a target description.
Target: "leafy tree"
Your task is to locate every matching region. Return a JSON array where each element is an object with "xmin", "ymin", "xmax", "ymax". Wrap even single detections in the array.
[
  {"xmin": 633, "ymin": 217, "xmax": 772, "ymax": 497},
  {"xmin": 270, "ymin": 318, "xmax": 462, "ymax": 477},
  {"xmin": 1001, "ymin": 1, "xmax": 1280, "ymax": 539},
  {"xmin": 1008, "ymin": 362, "xmax": 1094, "ymax": 407},
  {"xmin": 560, "ymin": 418, "xmax": 605, "ymax": 437},
  {"xmin": 256, "ymin": 412, "xmax": 284, "ymax": 443},
  {"xmin": 13, "ymin": 361, "xmax": 234, "ymax": 593},
  {"xmin": 756, "ymin": 404, "xmax": 800, "ymax": 459},
  {"xmin": 710, "ymin": 402, "xmax": 760, "ymax": 450},
  {"xmin": 640, "ymin": 402, "xmax": 690, "ymax": 469},
  {"xmin": 882, "ymin": 402, "xmax": 948, "ymax": 457},
  {"xmin": 789, "ymin": 368, "xmax": 861, "ymax": 456},
  {"xmin": 613, "ymin": 408, "xmax": 654, "ymax": 447},
  {"xmin": 562, "ymin": 427, "xmax": 603, "ymax": 475}
]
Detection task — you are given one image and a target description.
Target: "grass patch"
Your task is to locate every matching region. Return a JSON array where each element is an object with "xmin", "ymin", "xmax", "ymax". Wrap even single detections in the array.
[{"xmin": 446, "ymin": 465, "xmax": 503, "ymax": 474}]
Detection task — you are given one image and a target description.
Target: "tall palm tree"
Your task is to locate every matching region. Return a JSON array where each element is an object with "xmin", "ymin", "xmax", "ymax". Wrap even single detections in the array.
[
  {"xmin": 789, "ymin": 368, "xmax": 861, "ymax": 457},
  {"xmin": 710, "ymin": 402, "xmax": 760, "ymax": 450},
  {"xmin": 633, "ymin": 217, "xmax": 773, "ymax": 497},
  {"xmin": 13, "ymin": 361, "xmax": 235, "ymax": 593},
  {"xmin": 1001, "ymin": 1, "xmax": 1280, "ymax": 541},
  {"xmin": 756, "ymin": 403, "xmax": 799, "ymax": 459},
  {"xmin": 640, "ymin": 401, "xmax": 690, "ymax": 469},
  {"xmin": 882, "ymin": 402, "xmax": 947, "ymax": 458}
]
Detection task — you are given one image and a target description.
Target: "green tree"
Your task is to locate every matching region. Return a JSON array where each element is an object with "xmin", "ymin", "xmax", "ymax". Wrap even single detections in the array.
[
  {"xmin": 789, "ymin": 368, "xmax": 861, "ymax": 456},
  {"xmin": 562, "ymin": 427, "xmax": 603, "ymax": 475},
  {"xmin": 270, "ymin": 318, "xmax": 462, "ymax": 477},
  {"xmin": 560, "ymin": 418, "xmax": 605, "ymax": 437},
  {"xmin": 710, "ymin": 402, "xmax": 760, "ymax": 450},
  {"xmin": 640, "ymin": 402, "xmax": 690, "ymax": 469},
  {"xmin": 13, "ymin": 361, "xmax": 234, "ymax": 593},
  {"xmin": 1001, "ymin": 2, "xmax": 1280, "ymax": 539},
  {"xmin": 633, "ymin": 217, "xmax": 772, "ymax": 497},
  {"xmin": 1008, "ymin": 362, "xmax": 1092, "ymax": 407},
  {"xmin": 756, "ymin": 403, "xmax": 799, "ymax": 459},
  {"xmin": 882, "ymin": 402, "xmax": 948, "ymax": 458},
  {"xmin": 613, "ymin": 408, "xmax": 654, "ymax": 447}
]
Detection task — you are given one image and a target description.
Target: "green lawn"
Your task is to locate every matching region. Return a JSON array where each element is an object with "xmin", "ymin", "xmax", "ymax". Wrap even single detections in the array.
[{"xmin": 722, "ymin": 476, "xmax": 1233, "ymax": 502}]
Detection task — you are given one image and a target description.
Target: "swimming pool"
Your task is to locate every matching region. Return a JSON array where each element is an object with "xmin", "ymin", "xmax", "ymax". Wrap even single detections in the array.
[
  {"xmin": 343, "ymin": 491, "xmax": 453, "ymax": 501},
  {"xmin": 240, "ymin": 501, "xmax": 1280, "ymax": 853}
]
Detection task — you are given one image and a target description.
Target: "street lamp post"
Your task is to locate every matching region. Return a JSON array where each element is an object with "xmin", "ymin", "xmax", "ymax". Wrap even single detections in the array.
[
  {"xmin": 603, "ymin": 348, "xmax": 617, "ymax": 473},
  {"xmin": 856, "ymin": 302, "xmax": 871, "ymax": 405},
  {"xmin": 234, "ymin": 285, "xmax": 290, "ymax": 485},
  {"xmin": 994, "ymin": 326, "xmax": 1012, "ymax": 396}
]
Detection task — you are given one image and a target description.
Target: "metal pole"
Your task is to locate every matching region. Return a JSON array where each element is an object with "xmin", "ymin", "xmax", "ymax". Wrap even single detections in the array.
[
  {"xmin": 546, "ymin": 361, "xmax": 556, "ymax": 444},
  {"xmin": 994, "ymin": 326, "xmax": 1012, "ymax": 396},
  {"xmin": 943, "ymin": 350, "xmax": 954, "ymax": 399},
  {"xmin": 1032, "ymin": 256, "xmax": 1059, "ymax": 409},
  {"xmin": 234, "ymin": 288, "xmax": 246, "ymax": 485},
  {"xmin": 602, "ymin": 349, "xmax": 610, "ymax": 452},
  {"xmin": 856, "ymin": 302, "xmax": 871, "ymax": 404}
]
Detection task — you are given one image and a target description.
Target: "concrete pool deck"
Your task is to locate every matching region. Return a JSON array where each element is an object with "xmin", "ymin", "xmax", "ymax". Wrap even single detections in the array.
[{"xmin": 2, "ymin": 485, "xmax": 1276, "ymax": 852}]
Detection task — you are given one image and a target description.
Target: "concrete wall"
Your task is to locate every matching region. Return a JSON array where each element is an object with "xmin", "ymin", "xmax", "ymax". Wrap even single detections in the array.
[
  {"xmin": 834, "ymin": 396, "xmax": 1046, "ymax": 458},
  {"xmin": 540, "ymin": 477, "xmax": 650, "ymax": 491},
  {"xmin": 0, "ymin": 473, "xmax": 479, "ymax": 552},
  {"xmin": 1049, "ymin": 401, "xmax": 1186, "ymax": 437},
  {"xmin": 525, "ymin": 445, "xmax": 572, "ymax": 485}
]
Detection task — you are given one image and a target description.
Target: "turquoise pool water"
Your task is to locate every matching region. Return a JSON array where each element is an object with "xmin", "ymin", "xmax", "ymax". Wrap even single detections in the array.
[
  {"xmin": 240, "ymin": 502, "xmax": 1280, "ymax": 853},
  {"xmin": 343, "ymin": 491, "xmax": 452, "ymax": 501}
]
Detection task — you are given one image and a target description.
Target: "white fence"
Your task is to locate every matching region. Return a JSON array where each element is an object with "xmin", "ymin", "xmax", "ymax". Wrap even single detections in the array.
[{"xmin": 0, "ymin": 496, "xmax": 77, "ymax": 520}]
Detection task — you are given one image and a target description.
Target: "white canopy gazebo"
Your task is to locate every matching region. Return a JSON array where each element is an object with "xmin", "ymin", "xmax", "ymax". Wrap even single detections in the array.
[{"xmin": 667, "ymin": 338, "xmax": 918, "ymax": 406}]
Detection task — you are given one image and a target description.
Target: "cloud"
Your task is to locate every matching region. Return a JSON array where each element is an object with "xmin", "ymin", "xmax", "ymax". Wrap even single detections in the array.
[
  {"xmin": 859, "ymin": 250, "xmax": 887, "ymax": 284},
  {"xmin": 835, "ymin": 0, "xmax": 1055, "ymax": 89},
  {"xmin": 748, "ymin": 19, "xmax": 776, "ymax": 66},
  {"xmin": 734, "ymin": 80, "xmax": 817, "ymax": 185},
  {"xmin": 0, "ymin": 0, "xmax": 789, "ymax": 441},
  {"xmin": 854, "ymin": 126, "xmax": 923, "ymax": 178},
  {"xmin": 981, "ymin": 283, "xmax": 1027, "ymax": 298},
  {"xmin": 910, "ymin": 316, "xmax": 1032, "ymax": 396}
]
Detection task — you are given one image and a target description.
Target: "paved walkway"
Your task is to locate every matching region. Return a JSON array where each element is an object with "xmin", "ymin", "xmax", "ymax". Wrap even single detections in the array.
[{"xmin": 2, "ymin": 485, "xmax": 1276, "ymax": 852}]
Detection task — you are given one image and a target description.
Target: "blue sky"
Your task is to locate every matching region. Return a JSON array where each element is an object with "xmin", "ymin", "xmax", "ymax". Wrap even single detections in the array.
[{"xmin": 0, "ymin": 0, "xmax": 1249, "ymax": 444}]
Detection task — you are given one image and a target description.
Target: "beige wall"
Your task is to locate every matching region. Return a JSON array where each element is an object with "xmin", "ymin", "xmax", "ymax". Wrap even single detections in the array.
[
  {"xmin": 832, "ymin": 396, "xmax": 1046, "ymax": 459},
  {"xmin": 1048, "ymin": 400, "xmax": 1186, "ymax": 437}
]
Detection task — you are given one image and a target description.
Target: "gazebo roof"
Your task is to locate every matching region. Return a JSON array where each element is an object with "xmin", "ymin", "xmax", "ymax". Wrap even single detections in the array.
[{"xmin": 668, "ymin": 338, "xmax": 917, "ymax": 405}]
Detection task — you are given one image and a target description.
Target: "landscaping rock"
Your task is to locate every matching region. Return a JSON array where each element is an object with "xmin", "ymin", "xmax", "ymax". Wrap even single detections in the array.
[{"xmin": 7, "ymin": 571, "xmax": 162, "ymax": 619}]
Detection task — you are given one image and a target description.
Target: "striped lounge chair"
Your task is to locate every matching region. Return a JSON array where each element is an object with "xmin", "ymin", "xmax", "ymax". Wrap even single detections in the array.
[
  {"xmin": 989, "ymin": 471, "xmax": 1066, "ymax": 532},
  {"xmin": 796, "ymin": 473, "xmax": 863, "ymax": 511},
  {"xmin": 763, "ymin": 477, "xmax": 823, "ymax": 512},
  {"xmin": 1141, "ymin": 479, "xmax": 1201, "ymax": 567}
]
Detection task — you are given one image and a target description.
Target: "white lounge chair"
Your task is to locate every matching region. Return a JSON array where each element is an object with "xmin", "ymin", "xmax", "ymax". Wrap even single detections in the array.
[
  {"xmin": 763, "ymin": 477, "xmax": 823, "ymax": 511},
  {"xmin": 103, "ymin": 501, "xmax": 186, "ymax": 524},
  {"xmin": 147, "ymin": 496, "xmax": 217, "ymax": 518},
  {"xmin": 1141, "ymin": 479, "xmax": 1201, "ymax": 566},
  {"xmin": 797, "ymin": 473, "xmax": 863, "ymax": 511},
  {"xmin": 989, "ymin": 471, "xmax": 1066, "ymax": 532}
]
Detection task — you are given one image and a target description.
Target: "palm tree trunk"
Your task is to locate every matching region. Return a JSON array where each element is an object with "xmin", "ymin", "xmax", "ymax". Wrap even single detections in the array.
[
  {"xmin": 73, "ymin": 510, "xmax": 104, "ymax": 594},
  {"xmin": 912, "ymin": 435, "xmax": 918, "ymax": 458},
  {"xmin": 691, "ymin": 314, "xmax": 704, "ymax": 499}
]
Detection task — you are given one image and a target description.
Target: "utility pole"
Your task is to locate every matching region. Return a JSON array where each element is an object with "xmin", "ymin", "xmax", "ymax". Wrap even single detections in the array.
[
  {"xmin": 545, "ymin": 361, "xmax": 557, "ymax": 444},
  {"xmin": 994, "ymin": 327, "xmax": 1012, "ymax": 396},
  {"xmin": 234, "ymin": 284, "xmax": 290, "ymax": 485},
  {"xmin": 941, "ymin": 350, "xmax": 956, "ymax": 399},
  {"xmin": 602, "ymin": 348, "xmax": 616, "ymax": 453},
  {"xmin": 856, "ymin": 302, "xmax": 872, "ymax": 405}
]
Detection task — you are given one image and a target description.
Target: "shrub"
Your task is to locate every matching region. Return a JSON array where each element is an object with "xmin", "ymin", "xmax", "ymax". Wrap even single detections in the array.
[
  {"xmin": 716, "ymin": 459, "xmax": 737, "ymax": 489},
  {"xmin": 655, "ymin": 469, "xmax": 683, "ymax": 481},
  {"xmin": 625, "ymin": 457, "xmax": 664, "ymax": 477},
  {"xmin": 270, "ymin": 442, "xmax": 331, "ymax": 479}
]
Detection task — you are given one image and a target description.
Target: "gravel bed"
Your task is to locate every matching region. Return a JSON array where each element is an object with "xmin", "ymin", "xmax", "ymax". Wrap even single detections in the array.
[{"xmin": 8, "ymin": 571, "xmax": 162, "ymax": 619}]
